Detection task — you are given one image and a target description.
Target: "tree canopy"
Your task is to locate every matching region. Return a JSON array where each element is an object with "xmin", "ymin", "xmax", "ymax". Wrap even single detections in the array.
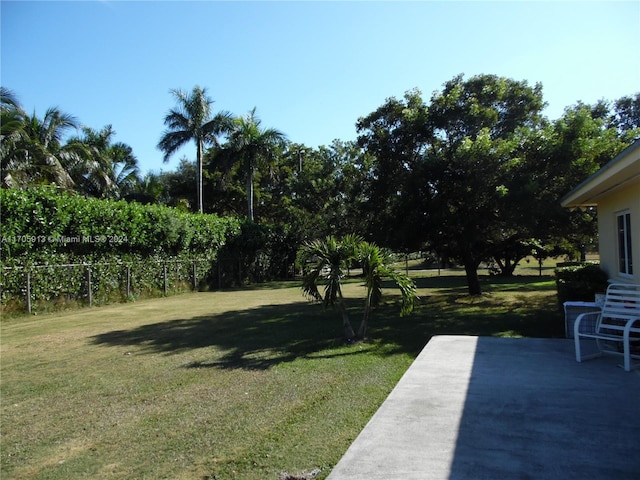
[{"xmin": 356, "ymin": 75, "xmax": 638, "ymax": 294}]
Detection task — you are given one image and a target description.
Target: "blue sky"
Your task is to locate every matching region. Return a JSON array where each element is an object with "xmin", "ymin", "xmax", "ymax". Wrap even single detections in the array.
[{"xmin": 2, "ymin": 1, "xmax": 639, "ymax": 175}]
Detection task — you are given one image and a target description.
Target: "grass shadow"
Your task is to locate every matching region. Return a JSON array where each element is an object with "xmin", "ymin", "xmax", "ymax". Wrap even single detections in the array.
[
  {"xmin": 367, "ymin": 275, "xmax": 563, "ymax": 356},
  {"xmin": 410, "ymin": 274, "xmax": 556, "ymax": 293},
  {"xmin": 91, "ymin": 300, "xmax": 368, "ymax": 370},
  {"xmin": 91, "ymin": 276, "xmax": 563, "ymax": 370}
]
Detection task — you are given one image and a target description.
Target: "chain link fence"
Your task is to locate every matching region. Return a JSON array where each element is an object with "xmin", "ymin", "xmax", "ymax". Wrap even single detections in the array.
[{"xmin": 0, "ymin": 258, "xmax": 216, "ymax": 314}]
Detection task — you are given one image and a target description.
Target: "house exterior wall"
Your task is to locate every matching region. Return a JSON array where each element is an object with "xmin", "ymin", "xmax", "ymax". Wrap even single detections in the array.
[{"xmin": 597, "ymin": 178, "xmax": 640, "ymax": 284}]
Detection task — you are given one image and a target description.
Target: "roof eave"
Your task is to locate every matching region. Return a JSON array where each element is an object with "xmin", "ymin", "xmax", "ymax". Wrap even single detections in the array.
[{"xmin": 560, "ymin": 139, "xmax": 640, "ymax": 208}]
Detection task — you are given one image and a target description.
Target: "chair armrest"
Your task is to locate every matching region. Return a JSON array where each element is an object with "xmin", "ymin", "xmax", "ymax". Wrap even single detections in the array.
[
  {"xmin": 623, "ymin": 317, "xmax": 640, "ymax": 338},
  {"xmin": 574, "ymin": 310, "xmax": 601, "ymax": 336}
]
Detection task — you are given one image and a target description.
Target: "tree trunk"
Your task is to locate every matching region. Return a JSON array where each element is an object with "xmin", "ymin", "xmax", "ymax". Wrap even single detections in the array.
[
  {"xmin": 493, "ymin": 255, "xmax": 522, "ymax": 276},
  {"xmin": 196, "ymin": 138, "xmax": 203, "ymax": 214},
  {"xmin": 464, "ymin": 259, "xmax": 482, "ymax": 296},
  {"xmin": 246, "ymin": 165, "xmax": 254, "ymax": 221},
  {"xmin": 338, "ymin": 296, "xmax": 356, "ymax": 340},
  {"xmin": 357, "ymin": 302, "xmax": 371, "ymax": 340},
  {"xmin": 538, "ymin": 258, "xmax": 543, "ymax": 277}
]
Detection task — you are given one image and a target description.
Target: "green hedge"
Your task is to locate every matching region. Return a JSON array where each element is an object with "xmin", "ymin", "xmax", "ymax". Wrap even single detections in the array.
[
  {"xmin": 0, "ymin": 186, "xmax": 242, "ymax": 312},
  {"xmin": 1, "ymin": 186, "xmax": 241, "ymax": 259},
  {"xmin": 555, "ymin": 263, "xmax": 609, "ymax": 306}
]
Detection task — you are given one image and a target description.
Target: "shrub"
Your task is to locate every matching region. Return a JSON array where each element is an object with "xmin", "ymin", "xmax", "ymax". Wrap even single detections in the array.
[
  {"xmin": 217, "ymin": 221, "xmax": 300, "ymax": 286},
  {"xmin": 554, "ymin": 263, "xmax": 609, "ymax": 306}
]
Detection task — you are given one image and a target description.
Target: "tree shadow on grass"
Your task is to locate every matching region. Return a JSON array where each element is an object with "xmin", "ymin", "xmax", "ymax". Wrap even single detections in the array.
[
  {"xmin": 410, "ymin": 274, "xmax": 556, "ymax": 294},
  {"xmin": 91, "ymin": 277, "xmax": 563, "ymax": 371},
  {"xmin": 91, "ymin": 299, "xmax": 370, "ymax": 370},
  {"xmin": 369, "ymin": 288, "xmax": 564, "ymax": 354}
]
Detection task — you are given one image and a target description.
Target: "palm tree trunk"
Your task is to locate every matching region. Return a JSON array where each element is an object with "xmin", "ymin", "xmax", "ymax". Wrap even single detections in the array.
[
  {"xmin": 196, "ymin": 138, "xmax": 203, "ymax": 214},
  {"xmin": 247, "ymin": 170, "xmax": 253, "ymax": 221},
  {"xmin": 357, "ymin": 293, "xmax": 372, "ymax": 340},
  {"xmin": 246, "ymin": 163, "xmax": 254, "ymax": 221},
  {"xmin": 338, "ymin": 292, "xmax": 356, "ymax": 340}
]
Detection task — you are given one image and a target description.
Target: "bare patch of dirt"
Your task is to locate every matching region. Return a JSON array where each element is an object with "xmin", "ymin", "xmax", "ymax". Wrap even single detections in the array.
[{"xmin": 278, "ymin": 468, "xmax": 321, "ymax": 480}]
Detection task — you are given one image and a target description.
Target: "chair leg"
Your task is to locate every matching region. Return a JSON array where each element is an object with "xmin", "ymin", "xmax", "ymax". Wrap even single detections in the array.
[
  {"xmin": 575, "ymin": 335, "xmax": 582, "ymax": 363},
  {"xmin": 624, "ymin": 330, "xmax": 631, "ymax": 372},
  {"xmin": 624, "ymin": 350, "xmax": 631, "ymax": 371}
]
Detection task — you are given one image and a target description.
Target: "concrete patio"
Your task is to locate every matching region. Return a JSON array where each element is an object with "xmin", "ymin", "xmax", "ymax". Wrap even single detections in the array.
[{"xmin": 327, "ymin": 335, "xmax": 640, "ymax": 480}]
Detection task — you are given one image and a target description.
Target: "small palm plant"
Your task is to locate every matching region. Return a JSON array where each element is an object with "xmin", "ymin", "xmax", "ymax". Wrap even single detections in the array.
[
  {"xmin": 358, "ymin": 241, "xmax": 417, "ymax": 339},
  {"xmin": 298, "ymin": 234, "xmax": 361, "ymax": 339},
  {"xmin": 298, "ymin": 235, "xmax": 417, "ymax": 341}
]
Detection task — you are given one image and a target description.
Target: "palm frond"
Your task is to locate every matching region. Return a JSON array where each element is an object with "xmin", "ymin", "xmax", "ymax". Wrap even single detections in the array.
[
  {"xmin": 202, "ymin": 111, "xmax": 235, "ymax": 146},
  {"xmin": 301, "ymin": 269, "xmax": 323, "ymax": 302},
  {"xmin": 157, "ymin": 129, "xmax": 192, "ymax": 162},
  {"xmin": 163, "ymin": 109, "xmax": 192, "ymax": 131},
  {"xmin": 1, "ymin": 87, "xmax": 21, "ymax": 110},
  {"xmin": 41, "ymin": 107, "xmax": 78, "ymax": 145},
  {"xmin": 384, "ymin": 267, "xmax": 418, "ymax": 316},
  {"xmin": 297, "ymin": 235, "xmax": 358, "ymax": 309}
]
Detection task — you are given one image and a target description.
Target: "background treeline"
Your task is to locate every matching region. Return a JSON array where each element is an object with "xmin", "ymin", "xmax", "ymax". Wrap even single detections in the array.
[{"xmin": 2, "ymin": 75, "xmax": 640, "ymax": 299}]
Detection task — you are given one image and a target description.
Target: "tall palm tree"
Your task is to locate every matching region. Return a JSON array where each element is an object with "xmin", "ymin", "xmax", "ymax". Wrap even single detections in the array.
[
  {"xmin": 226, "ymin": 108, "xmax": 287, "ymax": 221},
  {"xmin": 157, "ymin": 86, "xmax": 233, "ymax": 213}
]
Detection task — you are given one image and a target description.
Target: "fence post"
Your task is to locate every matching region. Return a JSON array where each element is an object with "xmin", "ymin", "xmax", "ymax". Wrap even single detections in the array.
[
  {"xmin": 163, "ymin": 263, "xmax": 167, "ymax": 296},
  {"xmin": 26, "ymin": 271, "xmax": 32, "ymax": 314},
  {"xmin": 192, "ymin": 261, "xmax": 197, "ymax": 291},
  {"xmin": 86, "ymin": 267, "xmax": 92, "ymax": 307},
  {"xmin": 126, "ymin": 266, "xmax": 131, "ymax": 297}
]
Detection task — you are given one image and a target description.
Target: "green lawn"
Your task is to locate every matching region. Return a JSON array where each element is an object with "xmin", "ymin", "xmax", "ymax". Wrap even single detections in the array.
[{"xmin": 0, "ymin": 271, "xmax": 563, "ymax": 480}]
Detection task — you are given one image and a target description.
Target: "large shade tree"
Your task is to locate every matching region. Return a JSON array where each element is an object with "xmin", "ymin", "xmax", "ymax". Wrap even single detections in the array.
[
  {"xmin": 355, "ymin": 88, "xmax": 431, "ymax": 253},
  {"xmin": 158, "ymin": 86, "xmax": 233, "ymax": 213},
  {"xmin": 357, "ymin": 75, "xmax": 637, "ymax": 295},
  {"xmin": 262, "ymin": 141, "xmax": 365, "ymax": 236},
  {"xmin": 423, "ymin": 75, "xmax": 548, "ymax": 292},
  {"xmin": 527, "ymin": 102, "xmax": 635, "ymax": 256},
  {"xmin": 358, "ymin": 74, "xmax": 548, "ymax": 295}
]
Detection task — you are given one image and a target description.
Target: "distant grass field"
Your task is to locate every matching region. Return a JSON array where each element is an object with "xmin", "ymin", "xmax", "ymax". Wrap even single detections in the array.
[{"xmin": 1, "ymin": 270, "xmax": 564, "ymax": 480}]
